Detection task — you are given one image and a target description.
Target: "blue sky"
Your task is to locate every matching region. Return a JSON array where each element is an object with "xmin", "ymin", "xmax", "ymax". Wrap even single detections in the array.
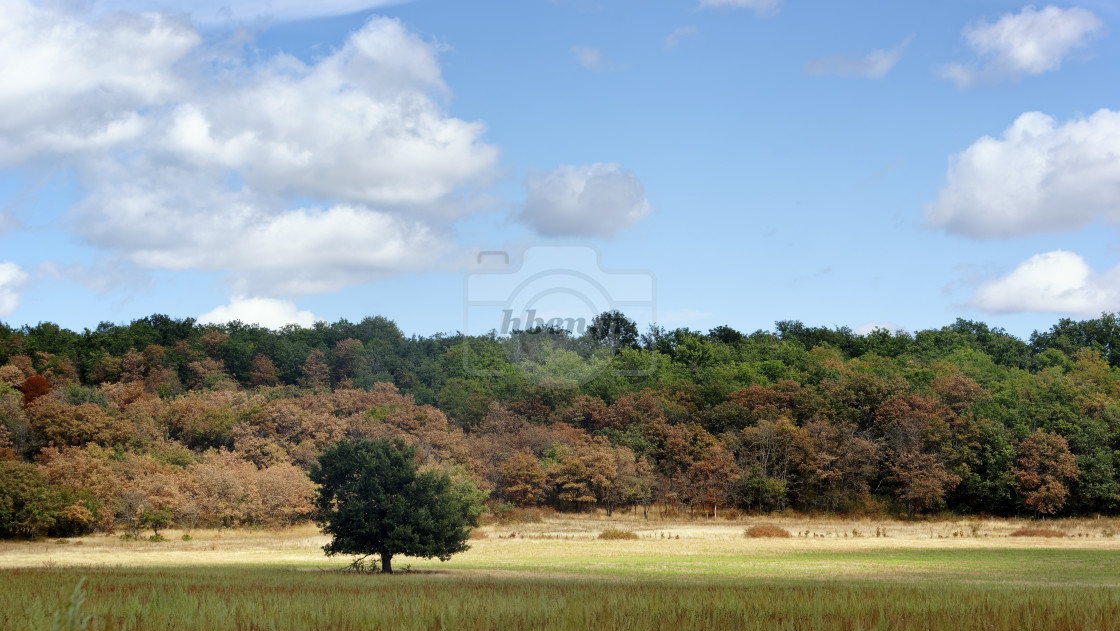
[{"xmin": 2, "ymin": 0, "xmax": 1119, "ymax": 339}]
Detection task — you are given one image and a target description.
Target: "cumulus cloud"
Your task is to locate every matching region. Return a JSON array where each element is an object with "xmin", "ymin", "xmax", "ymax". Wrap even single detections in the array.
[
  {"xmin": 1, "ymin": 9, "xmax": 498, "ymax": 297},
  {"xmin": 72, "ymin": 173, "xmax": 451, "ymax": 295},
  {"xmin": 698, "ymin": 0, "xmax": 781, "ymax": 16},
  {"xmin": 198, "ymin": 296, "xmax": 318, "ymax": 329},
  {"xmin": 939, "ymin": 5, "xmax": 1104, "ymax": 87},
  {"xmin": 926, "ymin": 109, "xmax": 1120, "ymax": 239},
  {"xmin": 163, "ymin": 17, "xmax": 497, "ymax": 211},
  {"xmin": 0, "ymin": 0, "xmax": 198, "ymax": 164},
  {"xmin": 520, "ymin": 163, "xmax": 652, "ymax": 238},
  {"xmin": 0, "ymin": 262, "xmax": 28, "ymax": 317},
  {"xmin": 804, "ymin": 37, "xmax": 912, "ymax": 79},
  {"xmin": 664, "ymin": 26, "xmax": 698, "ymax": 49},
  {"xmin": 973, "ymin": 250, "xmax": 1120, "ymax": 315}
]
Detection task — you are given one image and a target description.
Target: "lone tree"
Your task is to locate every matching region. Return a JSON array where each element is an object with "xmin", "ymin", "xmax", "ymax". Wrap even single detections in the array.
[{"xmin": 310, "ymin": 438, "xmax": 483, "ymax": 574}]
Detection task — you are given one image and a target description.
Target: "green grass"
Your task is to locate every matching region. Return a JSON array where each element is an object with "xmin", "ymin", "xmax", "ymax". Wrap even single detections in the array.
[
  {"xmin": 4, "ymin": 545, "xmax": 1120, "ymax": 630},
  {"xmin": 4, "ymin": 565, "xmax": 1119, "ymax": 631}
]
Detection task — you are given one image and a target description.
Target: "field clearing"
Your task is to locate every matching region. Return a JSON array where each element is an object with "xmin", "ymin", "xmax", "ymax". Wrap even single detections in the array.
[{"xmin": 3, "ymin": 515, "xmax": 1120, "ymax": 629}]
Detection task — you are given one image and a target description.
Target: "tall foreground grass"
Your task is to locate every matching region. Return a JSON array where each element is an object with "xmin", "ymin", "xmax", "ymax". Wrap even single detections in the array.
[{"xmin": 4, "ymin": 566, "xmax": 1120, "ymax": 631}]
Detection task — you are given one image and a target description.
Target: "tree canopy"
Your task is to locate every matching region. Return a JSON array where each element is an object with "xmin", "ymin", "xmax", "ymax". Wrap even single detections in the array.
[{"xmin": 310, "ymin": 438, "xmax": 483, "ymax": 573}]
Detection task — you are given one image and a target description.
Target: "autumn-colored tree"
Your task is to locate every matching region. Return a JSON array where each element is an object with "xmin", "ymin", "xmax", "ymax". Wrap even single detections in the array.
[
  {"xmin": 299, "ymin": 349, "xmax": 331, "ymax": 389},
  {"xmin": 685, "ymin": 443, "xmax": 740, "ymax": 517},
  {"xmin": 0, "ymin": 425, "xmax": 14, "ymax": 460},
  {"xmin": 87, "ymin": 354, "xmax": 123, "ymax": 384},
  {"xmin": 6, "ymin": 355, "xmax": 34, "ymax": 379},
  {"xmin": 793, "ymin": 420, "xmax": 878, "ymax": 512},
  {"xmin": 199, "ymin": 330, "xmax": 230, "ymax": 357},
  {"xmin": 0, "ymin": 364, "xmax": 26, "ymax": 388},
  {"xmin": 249, "ymin": 354, "xmax": 280, "ymax": 388},
  {"xmin": 545, "ymin": 435, "xmax": 617, "ymax": 511},
  {"xmin": 874, "ymin": 395, "xmax": 959, "ymax": 514},
  {"xmin": 1013, "ymin": 429, "xmax": 1079, "ymax": 516},
  {"xmin": 21, "ymin": 374, "xmax": 50, "ymax": 407},
  {"xmin": 499, "ymin": 448, "xmax": 547, "ymax": 506},
  {"xmin": 255, "ymin": 462, "xmax": 316, "ymax": 526}
]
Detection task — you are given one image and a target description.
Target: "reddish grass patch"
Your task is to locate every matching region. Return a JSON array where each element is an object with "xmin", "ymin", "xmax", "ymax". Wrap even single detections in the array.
[
  {"xmin": 744, "ymin": 525, "xmax": 792, "ymax": 538},
  {"xmin": 1009, "ymin": 528, "xmax": 1065, "ymax": 538},
  {"xmin": 598, "ymin": 528, "xmax": 639, "ymax": 540}
]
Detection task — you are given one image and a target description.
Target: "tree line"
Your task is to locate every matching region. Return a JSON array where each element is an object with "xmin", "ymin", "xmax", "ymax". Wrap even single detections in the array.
[{"xmin": 3, "ymin": 311, "xmax": 1120, "ymax": 537}]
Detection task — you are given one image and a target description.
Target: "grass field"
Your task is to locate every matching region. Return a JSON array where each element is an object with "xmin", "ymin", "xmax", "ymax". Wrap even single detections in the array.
[{"xmin": 3, "ymin": 514, "xmax": 1120, "ymax": 630}]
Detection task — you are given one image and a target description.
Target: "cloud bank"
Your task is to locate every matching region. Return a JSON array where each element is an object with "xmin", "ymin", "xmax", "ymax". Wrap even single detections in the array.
[{"xmin": 3, "ymin": 3, "xmax": 499, "ymax": 301}]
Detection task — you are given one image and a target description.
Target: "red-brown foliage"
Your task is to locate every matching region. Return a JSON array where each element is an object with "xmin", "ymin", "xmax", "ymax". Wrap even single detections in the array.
[{"xmin": 20, "ymin": 374, "xmax": 50, "ymax": 406}]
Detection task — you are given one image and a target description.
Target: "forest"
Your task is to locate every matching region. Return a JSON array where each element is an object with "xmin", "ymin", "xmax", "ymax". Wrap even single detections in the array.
[{"xmin": 3, "ymin": 311, "xmax": 1120, "ymax": 538}]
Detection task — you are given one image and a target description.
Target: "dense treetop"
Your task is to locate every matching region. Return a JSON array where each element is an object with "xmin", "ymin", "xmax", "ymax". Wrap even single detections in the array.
[{"xmin": 3, "ymin": 312, "xmax": 1120, "ymax": 538}]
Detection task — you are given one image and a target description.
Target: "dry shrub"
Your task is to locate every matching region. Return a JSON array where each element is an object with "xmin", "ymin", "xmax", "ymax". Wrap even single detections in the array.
[
  {"xmin": 598, "ymin": 528, "xmax": 639, "ymax": 540},
  {"xmin": 744, "ymin": 525, "xmax": 792, "ymax": 538},
  {"xmin": 468, "ymin": 529, "xmax": 488, "ymax": 540},
  {"xmin": 1010, "ymin": 527, "xmax": 1065, "ymax": 538}
]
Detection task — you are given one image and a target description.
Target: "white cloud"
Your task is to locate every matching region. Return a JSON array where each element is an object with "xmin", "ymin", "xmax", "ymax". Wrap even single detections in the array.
[
  {"xmin": 973, "ymin": 250, "xmax": 1120, "ymax": 315},
  {"xmin": 520, "ymin": 163, "xmax": 652, "ymax": 238},
  {"xmin": 163, "ymin": 17, "xmax": 498, "ymax": 210},
  {"xmin": 73, "ymin": 175, "xmax": 450, "ymax": 294},
  {"xmin": 95, "ymin": 0, "xmax": 410, "ymax": 24},
  {"xmin": 664, "ymin": 26, "xmax": 698, "ymax": 49},
  {"xmin": 698, "ymin": 0, "xmax": 781, "ymax": 16},
  {"xmin": 198, "ymin": 296, "xmax": 317, "ymax": 329},
  {"xmin": 854, "ymin": 322, "xmax": 904, "ymax": 336},
  {"xmin": 0, "ymin": 262, "xmax": 28, "ymax": 317},
  {"xmin": 926, "ymin": 109, "xmax": 1120, "ymax": 238},
  {"xmin": 0, "ymin": 0, "xmax": 198, "ymax": 164},
  {"xmin": 939, "ymin": 5, "xmax": 1104, "ymax": 87},
  {"xmin": 804, "ymin": 37, "xmax": 912, "ymax": 79},
  {"xmin": 1, "ymin": 10, "xmax": 499, "ymax": 297}
]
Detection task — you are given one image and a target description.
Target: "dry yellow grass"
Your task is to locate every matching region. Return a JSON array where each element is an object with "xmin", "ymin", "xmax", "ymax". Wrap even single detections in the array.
[{"xmin": 1, "ymin": 514, "xmax": 1118, "ymax": 571}]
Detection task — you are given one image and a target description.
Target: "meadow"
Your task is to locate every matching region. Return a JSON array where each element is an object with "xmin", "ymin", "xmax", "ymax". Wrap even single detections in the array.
[{"xmin": 3, "ymin": 514, "xmax": 1120, "ymax": 630}]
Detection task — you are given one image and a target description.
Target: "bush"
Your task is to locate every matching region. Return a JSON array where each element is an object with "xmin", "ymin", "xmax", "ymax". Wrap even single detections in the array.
[
  {"xmin": 744, "ymin": 525, "xmax": 792, "ymax": 538},
  {"xmin": 1010, "ymin": 528, "xmax": 1064, "ymax": 538},
  {"xmin": 598, "ymin": 528, "xmax": 639, "ymax": 540}
]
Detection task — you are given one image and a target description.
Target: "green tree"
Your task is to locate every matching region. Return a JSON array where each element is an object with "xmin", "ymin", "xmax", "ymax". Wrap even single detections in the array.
[{"xmin": 310, "ymin": 438, "xmax": 482, "ymax": 573}]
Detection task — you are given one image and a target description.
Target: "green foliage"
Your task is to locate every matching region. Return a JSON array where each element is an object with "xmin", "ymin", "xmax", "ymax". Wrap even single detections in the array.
[
  {"xmin": 140, "ymin": 509, "xmax": 172, "ymax": 537},
  {"xmin": 49, "ymin": 578, "xmax": 91, "ymax": 631},
  {"xmin": 310, "ymin": 438, "xmax": 482, "ymax": 573},
  {"xmin": 0, "ymin": 460, "xmax": 76, "ymax": 538}
]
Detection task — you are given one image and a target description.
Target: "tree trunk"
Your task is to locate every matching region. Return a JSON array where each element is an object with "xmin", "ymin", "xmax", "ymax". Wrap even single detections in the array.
[{"xmin": 381, "ymin": 552, "xmax": 393, "ymax": 574}]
